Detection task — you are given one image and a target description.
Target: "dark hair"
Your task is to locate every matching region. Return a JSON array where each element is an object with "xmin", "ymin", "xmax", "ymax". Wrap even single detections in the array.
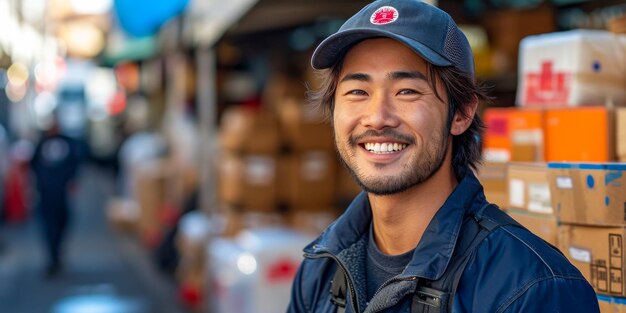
[{"xmin": 307, "ymin": 53, "xmax": 489, "ymax": 181}]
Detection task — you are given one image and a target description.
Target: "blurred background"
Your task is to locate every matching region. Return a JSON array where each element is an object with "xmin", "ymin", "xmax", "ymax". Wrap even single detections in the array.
[{"xmin": 0, "ymin": 0, "xmax": 625, "ymax": 312}]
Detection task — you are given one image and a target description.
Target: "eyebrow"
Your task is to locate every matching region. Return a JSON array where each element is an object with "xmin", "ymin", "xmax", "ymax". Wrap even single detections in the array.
[
  {"xmin": 339, "ymin": 71, "xmax": 428, "ymax": 83},
  {"xmin": 388, "ymin": 71, "xmax": 428, "ymax": 81},
  {"xmin": 340, "ymin": 73, "xmax": 370, "ymax": 83}
]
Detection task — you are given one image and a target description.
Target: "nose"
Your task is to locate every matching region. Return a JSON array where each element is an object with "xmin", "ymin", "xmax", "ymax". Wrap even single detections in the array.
[{"xmin": 360, "ymin": 94, "xmax": 399, "ymax": 130}]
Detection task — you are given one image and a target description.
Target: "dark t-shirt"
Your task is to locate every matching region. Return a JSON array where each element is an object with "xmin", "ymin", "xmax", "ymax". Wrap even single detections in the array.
[{"xmin": 365, "ymin": 223, "xmax": 414, "ymax": 302}]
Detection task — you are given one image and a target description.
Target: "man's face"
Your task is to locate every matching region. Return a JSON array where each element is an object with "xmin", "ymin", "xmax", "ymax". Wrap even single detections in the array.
[{"xmin": 333, "ymin": 38, "xmax": 451, "ymax": 195}]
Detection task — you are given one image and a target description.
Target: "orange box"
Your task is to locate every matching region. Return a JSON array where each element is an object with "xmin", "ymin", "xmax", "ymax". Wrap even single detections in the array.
[
  {"xmin": 483, "ymin": 107, "xmax": 544, "ymax": 162},
  {"xmin": 544, "ymin": 107, "xmax": 614, "ymax": 162}
]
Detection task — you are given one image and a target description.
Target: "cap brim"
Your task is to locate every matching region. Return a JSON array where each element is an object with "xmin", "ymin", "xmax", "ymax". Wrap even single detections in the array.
[{"xmin": 311, "ymin": 28, "xmax": 453, "ymax": 70}]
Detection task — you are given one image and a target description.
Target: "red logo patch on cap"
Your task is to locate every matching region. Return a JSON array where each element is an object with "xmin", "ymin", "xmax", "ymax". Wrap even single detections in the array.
[{"xmin": 370, "ymin": 6, "xmax": 399, "ymax": 25}]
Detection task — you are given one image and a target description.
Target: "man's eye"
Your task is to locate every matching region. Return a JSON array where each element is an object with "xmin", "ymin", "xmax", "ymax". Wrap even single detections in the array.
[
  {"xmin": 398, "ymin": 89, "xmax": 418, "ymax": 95},
  {"xmin": 347, "ymin": 90, "xmax": 367, "ymax": 96}
]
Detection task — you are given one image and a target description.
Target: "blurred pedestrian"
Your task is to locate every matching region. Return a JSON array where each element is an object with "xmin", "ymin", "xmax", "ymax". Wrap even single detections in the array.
[
  {"xmin": 288, "ymin": 1, "xmax": 599, "ymax": 312},
  {"xmin": 30, "ymin": 117, "xmax": 81, "ymax": 277}
]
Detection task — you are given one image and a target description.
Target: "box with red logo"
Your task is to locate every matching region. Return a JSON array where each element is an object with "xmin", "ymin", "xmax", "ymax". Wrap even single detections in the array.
[
  {"xmin": 483, "ymin": 107, "xmax": 544, "ymax": 162},
  {"xmin": 208, "ymin": 228, "xmax": 313, "ymax": 313},
  {"xmin": 517, "ymin": 30, "xmax": 626, "ymax": 107}
]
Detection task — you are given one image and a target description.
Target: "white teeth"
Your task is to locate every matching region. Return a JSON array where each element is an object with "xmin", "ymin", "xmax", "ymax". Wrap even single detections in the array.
[{"xmin": 364, "ymin": 142, "xmax": 408, "ymax": 154}]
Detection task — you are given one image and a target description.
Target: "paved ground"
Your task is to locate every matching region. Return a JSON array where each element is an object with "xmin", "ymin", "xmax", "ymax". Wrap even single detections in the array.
[{"xmin": 0, "ymin": 164, "xmax": 189, "ymax": 313}]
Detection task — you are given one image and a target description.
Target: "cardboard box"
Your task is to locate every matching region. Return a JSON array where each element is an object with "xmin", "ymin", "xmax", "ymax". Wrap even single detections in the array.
[
  {"xmin": 548, "ymin": 163, "xmax": 626, "ymax": 226},
  {"xmin": 208, "ymin": 228, "xmax": 313, "ymax": 313},
  {"xmin": 547, "ymin": 163, "xmax": 580, "ymax": 224},
  {"xmin": 544, "ymin": 107, "xmax": 614, "ymax": 162},
  {"xmin": 617, "ymin": 108, "xmax": 626, "ymax": 160},
  {"xmin": 105, "ymin": 198, "xmax": 140, "ymax": 234},
  {"xmin": 609, "ymin": 15, "xmax": 626, "ymax": 35},
  {"xmin": 507, "ymin": 209, "xmax": 558, "ymax": 246},
  {"xmin": 507, "ymin": 163, "xmax": 552, "ymax": 215},
  {"xmin": 517, "ymin": 30, "xmax": 626, "ymax": 107},
  {"xmin": 578, "ymin": 163, "xmax": 626, "ymax": 226},
  {"xmin": 476, "ymin": 162, "xmax": 508, "ymax": 208},
  {"xmin": 219, "ymin": 106, "xmax": 281, "ymax": 154},
  {"xmin": 133, "ymin": 160, "xmax": 169, "ymax": 247},
  {"xmin": 276, "ymin": 99, "xmax": 334, "ymax": 152},
  {"xmin": 483, "ymin": 108, "xmax": 544, "ymax": 162},
  {"xmin": 598, "ymin": 295, "xmax": 626, "ymax": 312},
  {"xmin": 284, "ymin": 150, "xmax": 337, "ymax": 209},
  {"xmin": 559, "ymin": 224, "xmax": 626, "ymax": 297},
  {"xmin": 218, "ymin": 153, "xmax": 278, "ymax": 211}
]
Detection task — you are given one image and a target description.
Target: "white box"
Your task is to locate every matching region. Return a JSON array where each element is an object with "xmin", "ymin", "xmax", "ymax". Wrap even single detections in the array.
[
  {"xmin": 207, "ymin": 228, "xmax": 313, "ymax": 313},
  {"xmin": 517, "ymin": 30, "xmax": 626, "ymax": 107}
]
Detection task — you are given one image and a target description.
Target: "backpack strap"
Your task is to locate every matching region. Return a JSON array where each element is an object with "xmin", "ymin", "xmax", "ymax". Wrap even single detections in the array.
[
  {"xmin": 330, "ymin": 265, "xmax": 348, "ymax": 313},
  {"xmin": 328, "ymin": 203, "xmax": 523, "ymax": 313},
  {"xmin": 411, "ymin": 203, "xmax": 521, "ymax": 313}
]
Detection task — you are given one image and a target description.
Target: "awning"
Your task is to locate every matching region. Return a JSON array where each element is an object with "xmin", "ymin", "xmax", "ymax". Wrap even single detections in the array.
[{"xmin": 183, "ymin": 0, "xmax": 371, "ymax": 47}]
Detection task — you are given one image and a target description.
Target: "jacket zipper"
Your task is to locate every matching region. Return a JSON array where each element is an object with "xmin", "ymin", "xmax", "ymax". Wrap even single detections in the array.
[
  {"xmin": 369, "ymin": 275, "xmax": 418, "ymax": 307},
  {"xmin": 304, "ymin": 251, "xmax": 362, "ymax": 313}
]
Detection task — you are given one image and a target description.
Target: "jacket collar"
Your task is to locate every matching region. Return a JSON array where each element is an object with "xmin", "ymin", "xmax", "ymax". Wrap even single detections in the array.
[{"xmin": 304, "ymin": 171, "xmax": 486, "ymax": 281}]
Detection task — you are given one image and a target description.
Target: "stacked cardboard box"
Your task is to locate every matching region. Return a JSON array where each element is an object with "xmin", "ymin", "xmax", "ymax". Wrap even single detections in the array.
[
  {"xmin": 505, "ymin": 163, "xmax": 557, "ymax": 246},
  {"xmin": 132, "ymin": 159, "xmax": 171, "ymax": 248},
  {"xmin": 216, "ymin": 102, "xmax": 349, "ymax": 236},
  {"xmin": 275, "ymin": 100, "xmax": 345, "ymax": 233},
  {"xmin": 476, "ymin": 162, "xmax": 508, "ymax": 209},
  {"xmin": 517, "ymin": 30, "xmax": 626, "ymax": 108},
  {"xmin": 481, "ymin": 31, "xmax": 626, "ymax": 311},
  {"xmin": 483, "ymin": 106, "xmax": 616, "ymax": 163},
  {"xmin": 598, "ymin": 295, "xmax": 626, "ymax": 312},
  {"xmin": 549, "ymin": 163, "xmax": 626, "ymax": 300},
  {"xmin": 483, "ymin": 108, "xmax": 544, "ymax": 163},
  {"xmin": 218, "ymin": 106, "xmax": 281, "ymax": 212},
  {"xmin": 276, "ymin": 100, "xmax": 336, "ymax": 209},
  {"xmin": 618, "ymin": 109, "xmax": 626, "ymax": 162}
]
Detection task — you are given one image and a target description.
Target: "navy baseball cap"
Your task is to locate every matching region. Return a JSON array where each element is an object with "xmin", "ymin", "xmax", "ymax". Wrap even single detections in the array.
[{"xmin": 311, "ymin": 0, "xmax": 475, "ymax": 79}]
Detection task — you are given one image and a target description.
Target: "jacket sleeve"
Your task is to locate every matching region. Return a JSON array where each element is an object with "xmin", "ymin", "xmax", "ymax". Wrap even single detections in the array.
[
  {"xmin": 499, "ymin": 276, "xmax": 600, "ymax": 313},
  {"xmin": 286, "ymin": 261, "xmax": 310, "ymax": 313}
]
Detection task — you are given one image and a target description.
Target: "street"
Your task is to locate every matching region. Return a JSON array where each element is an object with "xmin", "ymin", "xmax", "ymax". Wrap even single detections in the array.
[{"xmin": 0, "ymin": 164, "xmax": 188, "ymax": 313}]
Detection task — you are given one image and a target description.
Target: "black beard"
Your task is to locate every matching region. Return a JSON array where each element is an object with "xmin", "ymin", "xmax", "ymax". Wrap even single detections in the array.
[{"xmin": 336, "ymin": 128, "xmax": 449, "ymax": 196}]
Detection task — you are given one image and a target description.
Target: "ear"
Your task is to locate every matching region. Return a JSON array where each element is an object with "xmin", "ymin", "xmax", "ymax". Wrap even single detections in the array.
[{"xmin": 449, "ymin": 97, "xmax": 478, "ymax": 136}]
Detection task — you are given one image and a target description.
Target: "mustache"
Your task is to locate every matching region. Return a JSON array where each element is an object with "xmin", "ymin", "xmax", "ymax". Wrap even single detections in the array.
[{"xmin": 348, "ymin": 129, "xmax": 415, "ymax": 146}]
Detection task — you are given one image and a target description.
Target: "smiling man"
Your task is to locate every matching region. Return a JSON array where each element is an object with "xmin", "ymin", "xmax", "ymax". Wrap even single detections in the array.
[{"xmin": 287, "ymin": 1, "xmax": 599, "ymax": 312}]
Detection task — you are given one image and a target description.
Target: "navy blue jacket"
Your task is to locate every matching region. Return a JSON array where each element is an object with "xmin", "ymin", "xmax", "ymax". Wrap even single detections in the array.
[{"xmin": 287, "ymin": 172, "xmax": 599, "ymax": 312}]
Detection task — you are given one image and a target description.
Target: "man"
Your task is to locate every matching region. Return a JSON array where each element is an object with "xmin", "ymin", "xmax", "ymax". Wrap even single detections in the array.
[
  {"xmin": 30, "ymin": 117, "xmax": 81, "ymax": 277},
  {"xmin": 287, "ymin": 0, "xmax": 599, "ymax": 312}
]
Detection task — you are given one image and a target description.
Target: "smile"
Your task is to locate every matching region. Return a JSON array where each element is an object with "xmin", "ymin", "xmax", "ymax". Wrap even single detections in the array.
[{"xmin": 363, "ymin": 142, "xmax": 408, "ymax": 154}]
